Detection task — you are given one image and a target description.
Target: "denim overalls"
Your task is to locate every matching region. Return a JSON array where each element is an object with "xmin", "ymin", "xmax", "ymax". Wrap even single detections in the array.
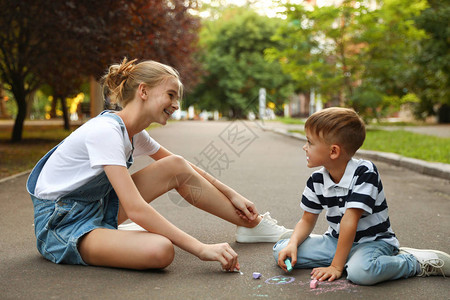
[{"xmin": 26, "ymin": 111, "xmax": 134, "ymax": 265}]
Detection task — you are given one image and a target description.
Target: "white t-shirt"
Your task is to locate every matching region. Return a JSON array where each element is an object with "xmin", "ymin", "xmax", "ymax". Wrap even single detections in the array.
[{"xmin": 34, "ymin": 114, "xmax": 160, "ymax": 200}]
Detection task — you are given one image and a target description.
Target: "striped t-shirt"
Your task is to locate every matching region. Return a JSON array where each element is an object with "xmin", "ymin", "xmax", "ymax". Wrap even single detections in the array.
[{"xmin": 301, "ymin": 158, "xmax": 399, "ymax": 248}]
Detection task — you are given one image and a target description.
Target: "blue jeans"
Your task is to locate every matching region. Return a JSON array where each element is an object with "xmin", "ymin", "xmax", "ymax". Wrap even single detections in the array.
[{"xmin": 273, "ymin": 234, "xmax": 419, "ymax": 285}]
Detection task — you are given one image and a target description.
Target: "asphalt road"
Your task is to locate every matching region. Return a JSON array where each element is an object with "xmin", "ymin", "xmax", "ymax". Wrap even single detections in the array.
[{"xmin": 1, "ymin": 120, "xmax": 449, "ymax": 299}]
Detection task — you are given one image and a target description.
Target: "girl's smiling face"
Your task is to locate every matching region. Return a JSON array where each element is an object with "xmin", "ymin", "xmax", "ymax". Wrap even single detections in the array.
[{"xmin": 146, "ymin": 77, "xmax": 180, "ymax": 125}]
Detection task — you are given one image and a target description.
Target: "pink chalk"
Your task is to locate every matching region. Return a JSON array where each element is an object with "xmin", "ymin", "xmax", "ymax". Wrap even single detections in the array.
[{"xmin": 310, "ymin": 279, "xmax": 318, "ymax": 289}]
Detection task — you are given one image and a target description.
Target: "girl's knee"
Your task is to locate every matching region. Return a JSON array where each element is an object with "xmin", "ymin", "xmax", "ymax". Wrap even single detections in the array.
[
  {"xmin": 142, "ymin": 236, "xmax": 175, "ymax": 269},
  {"xmin": 163, "ymin": 155, "xmax": 189, "ymax": 172},
  {"xmin": 159, "ymin": 155, "xmax": 194, "ymax": 184},
  {"xmin": 154, "ymin": 237, "xmax": 175, "ymax": 269}
]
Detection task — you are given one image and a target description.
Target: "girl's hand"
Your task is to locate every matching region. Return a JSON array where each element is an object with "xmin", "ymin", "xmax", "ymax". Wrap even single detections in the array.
[
  {"xmin": 229, "ymin": 194, "xmax": 259, "ymax": 222},
  {"xmin": 311, "ymin": 265, "xmax": 343, "ymax": 282},
  {"xmin": 277, "ymin": 244, "xmax": 298, "ymax": 272},
  {"xmin": 197, "ymin": 243, "xmax": 239, "ymax": 272}
]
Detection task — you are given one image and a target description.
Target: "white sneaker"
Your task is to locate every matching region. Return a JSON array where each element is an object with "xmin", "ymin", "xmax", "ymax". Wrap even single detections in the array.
[
  {"xmin": 118, "ymin": 221, "xmax": 146, "ymax": 231},
  {"xmin": 235, "ymin": 212, "xmax": 293, "ymax": 243},
  {"xmin": 399, "ymin": 247, "xmax": 450, "ymax": 277}
]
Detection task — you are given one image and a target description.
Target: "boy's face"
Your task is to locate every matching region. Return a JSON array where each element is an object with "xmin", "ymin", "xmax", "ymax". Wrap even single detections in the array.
[{"xmin": 302, "ymin": 130, "xmax": 332, "ymax": 168}]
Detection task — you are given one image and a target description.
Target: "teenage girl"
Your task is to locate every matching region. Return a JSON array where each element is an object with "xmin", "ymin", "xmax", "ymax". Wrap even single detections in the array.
[{"xmin": 27, "ymin": 58, "xmax": 292, "ymax": 271}]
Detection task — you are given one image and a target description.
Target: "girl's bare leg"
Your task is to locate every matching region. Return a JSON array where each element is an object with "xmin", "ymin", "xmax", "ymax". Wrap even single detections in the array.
[
  {"xmin": 79, "ymin": 155, "xmax": 258, "ymax": 270},
  {"xmin": 78, "ymin": 229, "xmax": 174, "ymax": 270},
  {"xmin": 119, "ymin": 155, "xmax": 260, "ymax": 228}
]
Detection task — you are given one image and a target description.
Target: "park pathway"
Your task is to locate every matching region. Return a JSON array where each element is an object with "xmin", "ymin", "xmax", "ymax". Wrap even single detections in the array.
[{"xmin": 1, "ymin": 120, "xmax": 449, "ymax": 299}]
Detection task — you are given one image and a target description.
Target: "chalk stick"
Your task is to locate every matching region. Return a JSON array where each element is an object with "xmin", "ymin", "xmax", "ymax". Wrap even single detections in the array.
[
  {"xmin": 310, "ymin": 279, "xmax": 318, "ymax": 289},
  {"xmin": 233, "ymin": 269, "xmax": 243, "ymax": 275},
  {"xmin": 284, "ymin": 258, "xmax": 293, "ymax": 272},
  {"xmin": 252, "ymin": 272, "xmax": 262, "ymax": 279}
]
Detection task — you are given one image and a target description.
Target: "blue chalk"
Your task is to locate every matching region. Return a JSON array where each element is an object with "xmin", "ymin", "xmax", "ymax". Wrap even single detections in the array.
[{"xmin": 284, "ymin": 258, "xmax": 293, "ymax": 272}]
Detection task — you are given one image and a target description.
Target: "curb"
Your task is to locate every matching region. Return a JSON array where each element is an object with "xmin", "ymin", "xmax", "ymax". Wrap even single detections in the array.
[
  {"xmin": 264, "ymin": 126, "xmax": 450, "ymax": 181},
  {"xmin": 0, "ymin": 170, "xmax": 31, "ymax": 184}
]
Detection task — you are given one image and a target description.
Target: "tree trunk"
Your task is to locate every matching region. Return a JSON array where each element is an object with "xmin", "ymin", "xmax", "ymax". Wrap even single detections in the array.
[
  {"xmin": 26, "ymin": 92, "xmax": 34, "ymax": 119},
  {"xmin": 11, "ymin": 78, "xmax": 35, "ymax": 142},
  {"xmin": 0, "ymin": 97, "xmax": 8, "ymax": 118},
  {"xmin": 12, "ymin": 93, "xmax": 27, "ymax": 142},
  {"xmin": 90, "ymin": 76, "xmax": 104, "ymax": 117},
  {"xmin": 60, "ymin": 96, "xmax": 70, "ymax": 130},
  {"xmin": 50, "ymin": 96, "xmax": 57, "ymax": 118}
]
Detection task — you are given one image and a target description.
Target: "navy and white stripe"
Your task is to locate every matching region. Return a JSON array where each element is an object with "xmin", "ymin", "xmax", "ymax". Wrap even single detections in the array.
[{"xmin": 301, "ymin": 158, "xmax": 399, "ymax": 248}]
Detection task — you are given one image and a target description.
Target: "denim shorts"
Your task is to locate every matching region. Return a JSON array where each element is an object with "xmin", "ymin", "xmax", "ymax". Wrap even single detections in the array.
[
  {"xmin": 30, "ymin": 190, "xmax": 119, "ymax": 265},
  {"xmin": 27, "ymin": 111, "xmax": 132, "ymax": 265}
]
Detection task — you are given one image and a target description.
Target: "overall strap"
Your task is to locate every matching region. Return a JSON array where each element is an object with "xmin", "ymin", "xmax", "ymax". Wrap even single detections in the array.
[
  {"xmin": 99, "ymin": 110, "xmax": 134, "ymax": 166},
  {"xmin": 99, "ymin": 110, "xmax": 126, "ymax": 135}
]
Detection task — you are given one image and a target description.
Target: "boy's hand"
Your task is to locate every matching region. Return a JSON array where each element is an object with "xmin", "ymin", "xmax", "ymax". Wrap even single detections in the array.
[
  {"xmin": 312, "ymin": 208, "xmax": 362, "ymax": 282},
  {"xmin": 277, "ymin": 244, "xmax": 298, "ymax": 272},
  {"xmin": 311, "ymin": 265, "xmax": 343, "ymax": 282}
]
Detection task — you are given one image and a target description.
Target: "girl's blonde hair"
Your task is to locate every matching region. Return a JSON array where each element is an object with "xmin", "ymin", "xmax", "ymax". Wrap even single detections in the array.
[{"xmin": 101, "ymin": 57, "xmax": 183, "ymax": 109}]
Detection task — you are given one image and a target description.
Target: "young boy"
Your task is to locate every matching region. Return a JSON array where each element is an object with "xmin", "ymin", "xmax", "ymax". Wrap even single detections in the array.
[{"xmin": 273, "ymin": 107, "xmax": 450, "ymax": 285}]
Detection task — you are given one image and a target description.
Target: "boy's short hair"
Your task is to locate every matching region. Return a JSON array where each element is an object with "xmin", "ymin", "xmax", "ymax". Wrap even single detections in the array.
[{"xmin": 305, "ymin": 107, "xmax": 366, "ymax": 156}]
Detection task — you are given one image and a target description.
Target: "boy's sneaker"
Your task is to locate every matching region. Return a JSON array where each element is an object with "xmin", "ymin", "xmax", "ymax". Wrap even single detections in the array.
[
  {"xmin": 399, "ymin": 247, "xmax": 450, "ymax": 277},
  {"xmin": 236, "ymin": 212, "xmax": 293, "ymax": 243}
]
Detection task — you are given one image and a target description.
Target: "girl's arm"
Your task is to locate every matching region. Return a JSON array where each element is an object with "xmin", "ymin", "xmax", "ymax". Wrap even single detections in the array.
[
  {"xmin": 278, "ymin": 211, "xmax": 318, "ymax": 271},
  {"xmin": 150, "ymin": 146, "xmax": 258, "ymax": 222},
  {"xmin": 104, "ymin": 164, "xmax": 239, "ymax": 271},
  {"xmin": 310, "ymin": 208, "xmax": 363, "ymax": 282}
]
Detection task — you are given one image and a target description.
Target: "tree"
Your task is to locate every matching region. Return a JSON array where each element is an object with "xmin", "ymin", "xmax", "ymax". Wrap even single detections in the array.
[
  {"xmin": 411, "ymin": 0, "xmax": 450, "ymax": 121},
  {"xmin": 40, "ymin": 0, "xmax": 155, "ymax": 129},
  {"xmin": 0, "ymin": 0, "xmax": 200, "ymax": 141},
  {"xmin": 0, "ymin": 0, "xmax": 134, "ymax": 140},
  {"xmin": 126, "ymin": 0, "xmax": 201, "ymax": 91},
  {"xmin": 188, "ymin": 6, "xmax": 294, "ymax": 117},
  {"xmin": 354, "ymin": 0, "xmax": 428, "ymax": 119},
  {"xmin": 0, "ymin": 0, "xmax": 53, "ymax": 141},
  {"xmin": 266, "ymin": 2, "xmax": 363, "ymax": 106},
  {"xmin": 267, "ymin": 0, "xmax": 428, "ymax": 120}
]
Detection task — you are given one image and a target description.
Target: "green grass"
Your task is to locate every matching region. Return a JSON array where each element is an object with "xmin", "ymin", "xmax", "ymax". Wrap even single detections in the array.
[
  {"xmin": 288, "ymin": 129, "xmax": 450, "ymax": 164},
  {"xmin": 372, "ymin": 121, "xmax": 425, "ymax": 127},
  {"xmin": 275, "ymin": 117, "xmax": 306, "ymax": 125},
  {"xmin": 362, "ymin": 129, "xmax": 450, "ymax": 164}
]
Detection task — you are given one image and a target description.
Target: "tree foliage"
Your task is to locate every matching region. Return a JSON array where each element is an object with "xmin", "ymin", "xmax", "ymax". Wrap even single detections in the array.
[
  {"xmin": 1, "ymin": 0, "xmax": 54, "ymax": 141},
  {"xmin": 267, "ymin": 0, "xmax": 431, "ymax": 120},
  {"xmin": 120, "ymin": 0, "xmax": 201, "ymax": 90},
  {"xmin": 411, "ymin": 0, "xmax": 450, "ymax": 121},
  {"xmin": 0, "ymin": 0, "xmax": 200, "ymax": 141},
  {"xmin": 353, "ymin": 0, "xmax": 428, "ymax": 119},
  {"xmin": 187, "ymin": 6, "xmax": 294, "ymax": 118}
]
